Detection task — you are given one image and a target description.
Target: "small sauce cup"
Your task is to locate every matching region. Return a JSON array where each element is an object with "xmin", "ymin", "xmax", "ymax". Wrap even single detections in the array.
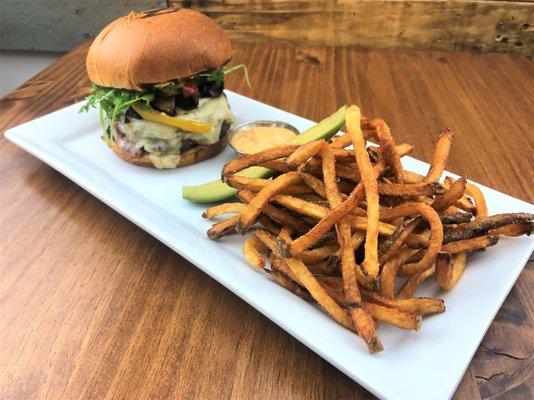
[{"xmin": 228, "ymin": 120, "xmax": 300, "ymax": 156}]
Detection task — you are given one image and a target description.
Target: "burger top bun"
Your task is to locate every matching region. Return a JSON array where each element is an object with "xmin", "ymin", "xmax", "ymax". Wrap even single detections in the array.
[{"xmin": 86, "ymin": 8, "xmax": 232, "ymax": 91}]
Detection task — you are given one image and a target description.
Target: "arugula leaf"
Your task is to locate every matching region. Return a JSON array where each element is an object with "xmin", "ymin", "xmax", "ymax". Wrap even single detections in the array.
[
  {"xmin": 79, "ymin": 84, "xmax": 154, "ymax": 122},
  {"xmin": 199, "ymin": 64, "xmax": 251, "ymax": 88}
]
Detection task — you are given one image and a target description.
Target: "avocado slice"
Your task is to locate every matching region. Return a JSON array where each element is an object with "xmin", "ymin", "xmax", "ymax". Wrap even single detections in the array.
[{"xmin": 182, "ymin": 105, "xmax": 347, "ymax": 203}]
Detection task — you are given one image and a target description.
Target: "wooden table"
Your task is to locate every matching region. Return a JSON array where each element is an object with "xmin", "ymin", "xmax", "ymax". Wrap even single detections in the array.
[{"xmin": 1, "ymin": 42, "xmax": 533, "ymax": 399}]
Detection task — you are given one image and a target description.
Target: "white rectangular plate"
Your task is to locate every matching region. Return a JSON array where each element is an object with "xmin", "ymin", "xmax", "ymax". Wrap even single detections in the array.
[{"xmin": 5, "ymin": 91, "xmax": 534, "ymax": 400}]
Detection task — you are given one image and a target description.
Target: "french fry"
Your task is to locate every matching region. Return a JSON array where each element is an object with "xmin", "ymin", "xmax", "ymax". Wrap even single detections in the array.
[
  {"xmin": 284, "ymin": 258, "xmax": 356, "ymax": 332},
  {"xmin": 444, "ymin": 177, "xmax": 476, "ymax": 213},
  {"xmin": 221, "ymin": 145, "xmax": 299, "ymax": 180},
  {"xmin": 379, "ymin": 217, "xmax": 420, "ymax": 264},
  {"xmin": 440, "ymin": 235, "xmax": 498, "ymax": 254},
  {"xmin": 300, "ymin": 244, "xmax": 340, "ymax": 264},
  {"xmin": 298, "ymin": 170, "xmax": 327, "ymax": 197},
  {"xmin": 439, "ymin": 212, "xmax": 474, "ymax": 225},
  {"xmin": 202, "ymin": 203, "xmax": 246, "ymax": 219},
  {"xmin": 435, "ymin": 251, "xmax": 468, "ymax": 290},
  {"xmin": 346, "ymin": 106, "xmax": 380, "ymax": 278},
  {"xmin": 259, "ymin": 160, "xmax": 293, "ymax": 173},
  {"xmin": 277, "ymin": 226, "xmax": 293, "ymax": 256},
  {"xmin": 269, "ymin": 255, "xmax": 301, "ymax": 283},
  {"xmin": 322, "ymin": 144, "xmax": 381, "ymax": 350},
  {"xmin": 465, "ymin": 182, "xmax": 488, "ymax": 218},
  {"xmin": 432, "ymin": 177, "xmax": 467, "ymax": 211},
  {"xmin": 423, "ymin": 129, "xmax": 453, "ymax": 183},
  {"xmin": 307, "ymin": 261, "xmax": 339, "ymax": 275},
  {"xmin": 380, "ymin": 203, "xmax": 443, "ymax": 275},
  {"xmin": 258, "ymin": 215, "xmax": 281, "ymax": 235},
  {"xmin": 266, "ymin": 270, "xmax": 312, "ymax": 301},
  {"xmin": 442, "ymin": 213, "xmax": 534, "ymax": 243},
  {"xmin": 490, "ymin": 222, "xmax": 534, "ymax": 237},
  {"xmin": 237, "ymin": 190, "xmax": 307, "ymax": 233},
  {"xmin": 243, "ymin": 236, "xmax": 267, "ymax": 269},
  {"xmin": 227, "ymin": 175, "xmax": 312, "ymax": 195},
  {"xmin": 378, "ymin": 182, "xmax": 444, "ymax": 196},
  {"xmin": 370, "ymin": 119, "xmax": 404, "ymax": 183},
  {"xmin": 364, "ymin": 302, "xmax": 421, "ymax": 331},
  {"xmin": 286, "ymin": 140, "xmax": 325, "ymax": 168},
  {"xmin": 379, "ymin": 248, "xmax": 420, "ymax": 298},
  {"xmin": 361, "ymin": 289, "xmax": 445, "ymax": 315},
  {"xmin": 397, "ymin": 266, "xmax": 436, "ymax": 298},
  {"xmin": 207, "ymin": 215, "xmax": 240, "ymax": 240},
  {"xmin": 237, "ymin": 172, "xmax": 303, "ymax": 232}
]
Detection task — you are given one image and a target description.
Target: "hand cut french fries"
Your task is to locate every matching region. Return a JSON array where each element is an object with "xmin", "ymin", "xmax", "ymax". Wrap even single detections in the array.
[{"xmin": 202, "ymin": 105, "xmax": 534, "ymax": 353}]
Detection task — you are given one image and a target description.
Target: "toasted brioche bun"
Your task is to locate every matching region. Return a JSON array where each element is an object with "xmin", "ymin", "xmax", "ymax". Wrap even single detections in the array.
[
  {"xmin": 87, "ymin": 8, "xmax": 232, "ymax": 91},
  {"xmin": 106, "ymin": 134, "xmax": 229, "ymax": 168}
]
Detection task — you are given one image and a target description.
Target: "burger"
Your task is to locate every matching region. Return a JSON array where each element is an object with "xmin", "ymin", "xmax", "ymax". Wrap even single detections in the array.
[{"xmin": 81, "ymin": 8, "xmax": 247, "ymax": 169}]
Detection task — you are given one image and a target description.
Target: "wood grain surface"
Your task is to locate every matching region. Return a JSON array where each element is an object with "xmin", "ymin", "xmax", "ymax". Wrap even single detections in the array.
[
  {"xmin": 1, "ymin": 42, "xmax": 533, "ymax": 399},
  {"xmin": 172, "ymin": 1, "xmax": 534, "ymax": 57}
]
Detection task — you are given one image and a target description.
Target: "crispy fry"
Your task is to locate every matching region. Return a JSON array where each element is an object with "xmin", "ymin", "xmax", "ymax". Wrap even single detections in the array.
[
  {"xmin": 237, "ymin": 172, "xmax": 302, "ymax": 232},
  {"xmin": 380, "ymin": 203, "xmax": 443, "ymax": 275},
  {"xmin": 379, "ymin": 182, "xmax": 444, "ymax": 196},
  {"xmin": 227, "ymin": 175, "xmax": 312, "ymax": 195},
  {"xmin": 300, "ymin": 245, "xmax": 340, "ymax": 264},
  {"xmin": 432, "ymin": 177, "xmax": 467, "ymax": 211},
  {"xmin": 443, "ymin": 213, "xmax": 534, "ymax": 243},
  {"xmin": 202, "ymin": 203, "xmax": 246, "ymax": 219},
  {"xmin": 243, "ymin": 236, "xmax": 267, "ymax": 269},
  {"xmin": 435, "ymin": 252, "xmax": 468, "ymax": 290},
  {"xmin": 286, "ymin": 140, "xmax": 325, "ymax": 168},
  {"xmin": 439, "ymin": 212, "xmax": 474, "ymax": 225},
  {"xmin": 490, "ymin": 222, "xmax": 534, "ymax": 237},
  {"xmin": 298, "ymin": 170, "xmax": 327, "ymax": 197},
  {"xmin": 440, "ymin": 235, "xmax": 498, "ymax": 254},
  {"xmin": 361, "ymin": 290, "xmax": 445, "ymax": 315},
  {"xmin": 402, "ymin": 170, "xmax": 426, "ymax": 183},
  {"xmin": 237, "ymin": 190, "xmax": 307, "ymax": 233},
  {"xmin": 258, "ymin": 215, "xmax": 280, "ymax": 235},
  {"xmin": 222, "ymin": 145, "xmax": 299, "ymax": 180},
  {"xmin": 379, "ymin": 217, "xmax": 420, "ymax": 264},
  {"xmin": 284, "ymin": 258, "xmax": 355, "ymax": 331},
  {"xmin": 317, "ymin": 276, "xmax": 346, "ymax": 305},
  {"xmin": 346, "ymin": 106, "xmax": 380, "ymax": 278},
  {"xmin": 364, "ymin": 302, "xmax": 421, "ymax": 331},
  {"xmin": 269, "ymin": 255, "xmax": 300, "ymax": 283},
  {"xmin": 307, "ymin": 261, "xmax": 339, "ymax": 275},
  {"xmin": 322, "ymin": 144, "xmax": 381, "ymax": 350},
  {"xmin": 371, "ymin": 119, "xmax": 404, "ymax": 183},
  {"xmin": 253, "ymin": 229, "xmax": 280, "ymax": 254},
  {"xmin": 465, "ymin": 182, "xmax": 488, "ymax": 218},
  {"xmin": 207, "ymin": 215, "xmax": 240, "ymax": 240},
  {"xmin": 259, "ymin": 160, "xmax": 292, "ymax": 173},
  {"xmin": 444, "ymin": 177, "xmax": 477, "ymax": 213},
  {"xmin": 277, "ymin": 226, "xmax": 293, "ymax": 257},
  {"xmin": 266, "ymin": 270, "xmax": 312, "ymax": 301},
  {"xmin": 434, "ymin": 252, "xmax": 453, "ymax": 289},
  {"xmin": 397, "ymin": 266, "xmax": 436, "ymax": 298},
  {"xmin": 423, "ymin": 129, "xmax": 453, "ymax": 183},
  {"xmin": 380, "ymin": 248, "xmax": 419, "ymax": 298}
]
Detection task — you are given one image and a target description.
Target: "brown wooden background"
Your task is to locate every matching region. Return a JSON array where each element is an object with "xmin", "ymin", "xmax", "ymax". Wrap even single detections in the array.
[{"xmin": 1, "ymin": 1, "xmax": 533, "ymax": 55}]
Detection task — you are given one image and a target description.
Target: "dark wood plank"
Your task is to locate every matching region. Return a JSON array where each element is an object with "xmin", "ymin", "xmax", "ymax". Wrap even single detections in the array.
[
  {"xmin": 0, "ymin": 42, "xmax": 533, "ymax": 400},
  {"xmin": 171, "ymin": 1, "xmax": 534, "ymax": 57}
]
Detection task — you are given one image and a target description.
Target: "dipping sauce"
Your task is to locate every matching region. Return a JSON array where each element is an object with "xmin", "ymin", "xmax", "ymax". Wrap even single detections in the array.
[{"xmin": 230, "ymin": 126, "xmax": 297, "ymax": 154}]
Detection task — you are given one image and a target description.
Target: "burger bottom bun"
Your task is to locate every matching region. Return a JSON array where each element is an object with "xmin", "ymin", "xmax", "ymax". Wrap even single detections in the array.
[{"xmin": 106, "ymin": 134, "xmax": 229, "ymax": 168}]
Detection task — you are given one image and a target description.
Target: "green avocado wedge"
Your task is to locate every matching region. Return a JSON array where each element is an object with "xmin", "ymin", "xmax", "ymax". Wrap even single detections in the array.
[{"xmin": 182, "ymin": 105, "xmax": 347, "ymax": 203}]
